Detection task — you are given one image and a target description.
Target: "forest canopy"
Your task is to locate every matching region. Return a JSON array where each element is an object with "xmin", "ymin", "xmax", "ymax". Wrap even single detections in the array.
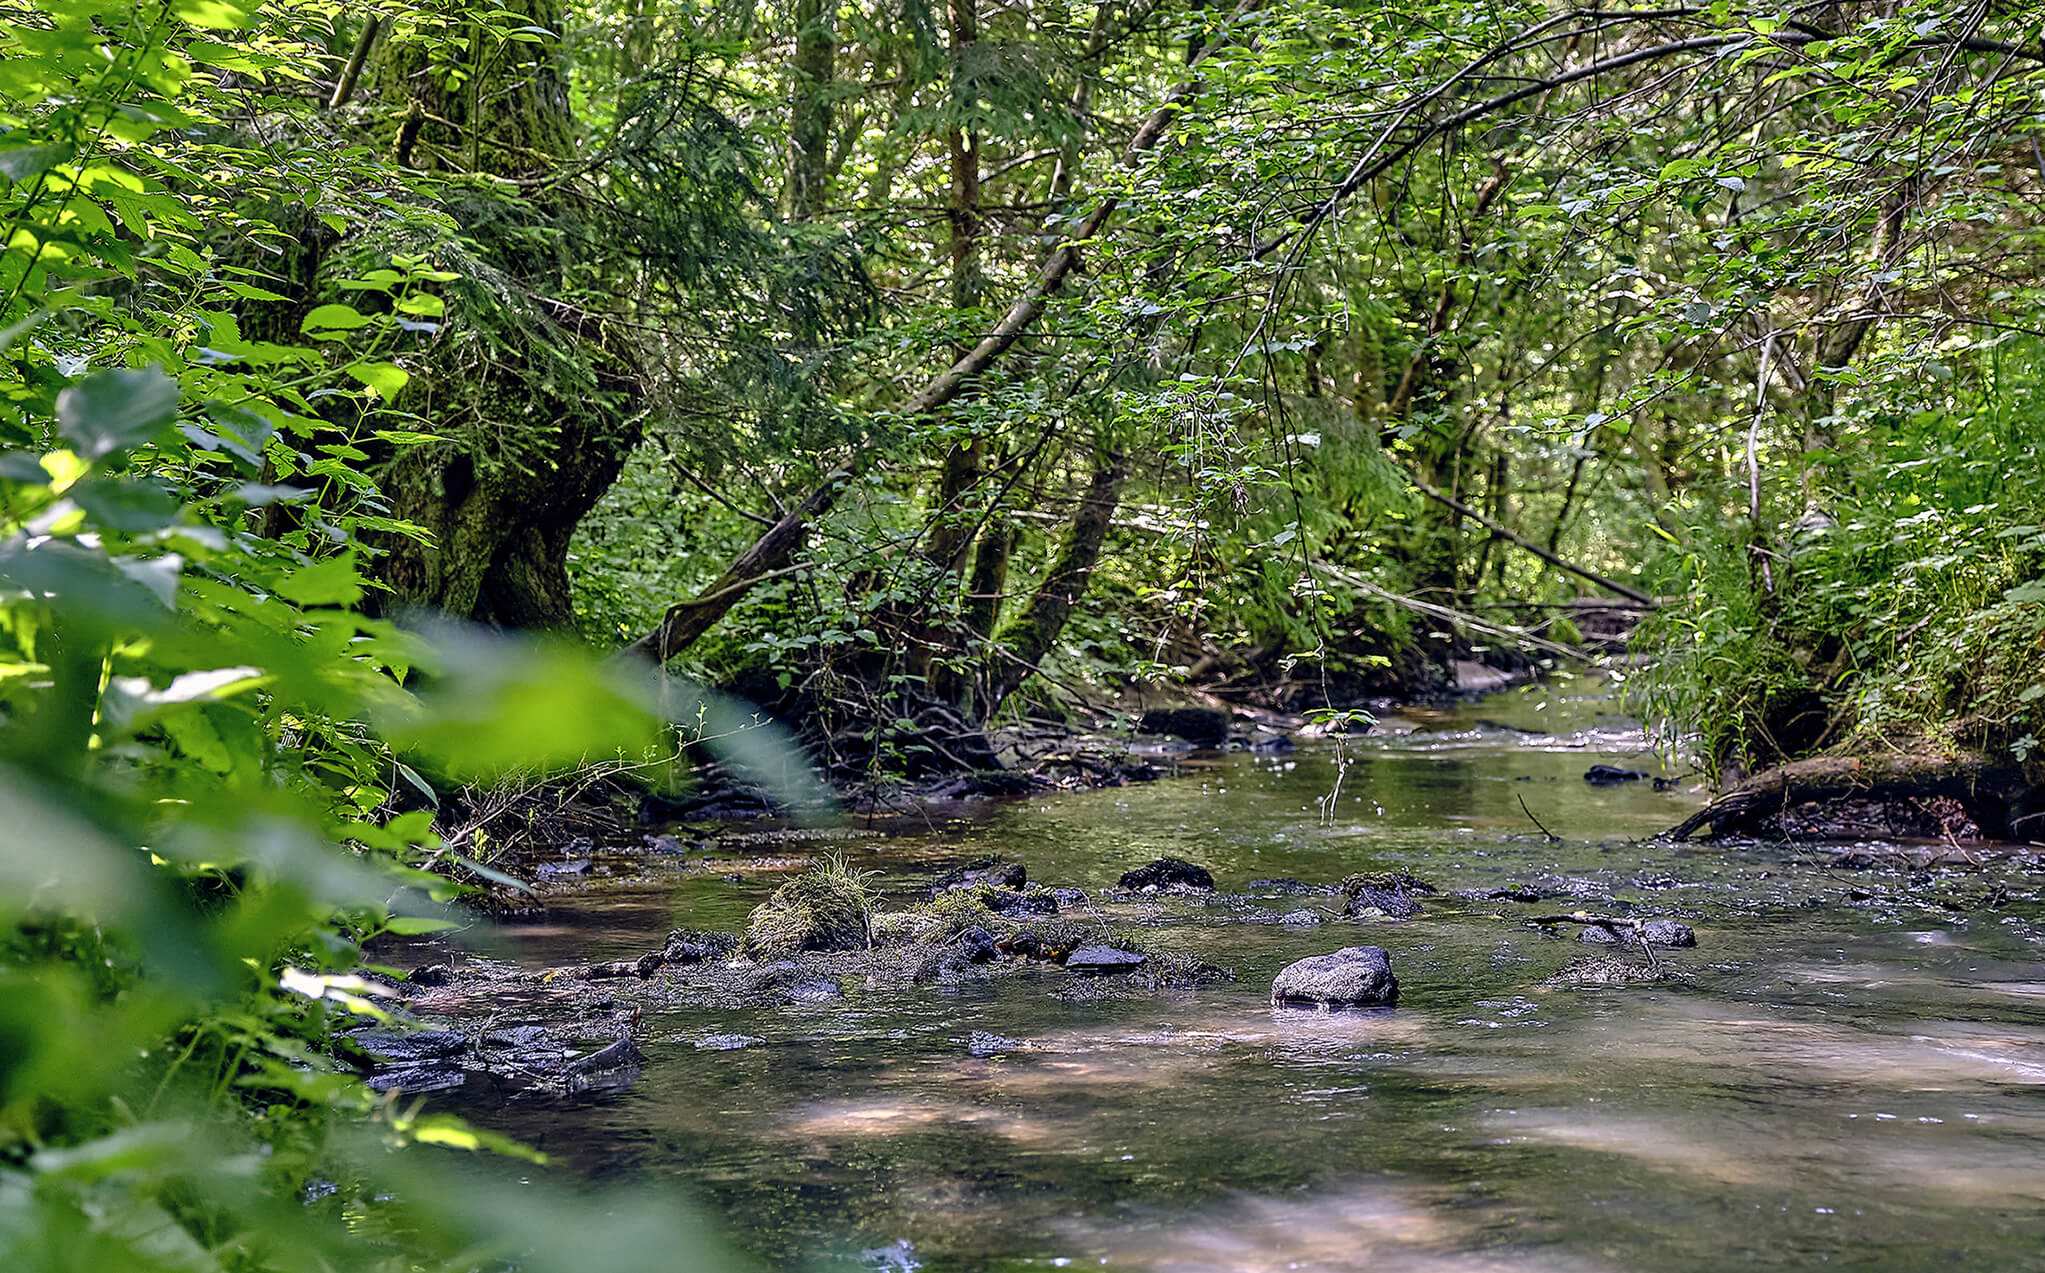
[{"xmin": 3, "ymin": 0, "xmax": 2044, "ymax": 1266}]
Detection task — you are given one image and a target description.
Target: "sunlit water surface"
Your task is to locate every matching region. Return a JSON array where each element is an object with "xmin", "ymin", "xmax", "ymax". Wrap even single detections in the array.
[{"xmin": 456, "ymin": 680, "xmax": 2045, "ymax": 1271}]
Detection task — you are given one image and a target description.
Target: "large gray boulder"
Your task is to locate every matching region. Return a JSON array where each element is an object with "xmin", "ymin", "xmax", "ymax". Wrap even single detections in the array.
[{"xmin": 1270, "ymin": 946, "xmax": 1399, "ymax": 1008}]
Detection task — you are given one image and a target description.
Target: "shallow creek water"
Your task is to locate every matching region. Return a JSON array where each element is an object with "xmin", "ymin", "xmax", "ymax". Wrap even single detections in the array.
[{"xmin": 455, "ymin": 681, "xmax": 2045, "ymax": 1271}]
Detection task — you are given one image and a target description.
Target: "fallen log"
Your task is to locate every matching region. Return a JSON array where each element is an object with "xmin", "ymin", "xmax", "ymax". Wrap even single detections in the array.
[{"xmin": 1666, "ymin": 748, "xmax": 2030, "ymax": 842}]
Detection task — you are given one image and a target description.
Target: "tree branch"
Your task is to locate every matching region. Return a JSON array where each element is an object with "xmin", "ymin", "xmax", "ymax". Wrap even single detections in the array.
[{"xmin": 1407, "ymin": 477, "xmax": 1655, "ymax": 606}]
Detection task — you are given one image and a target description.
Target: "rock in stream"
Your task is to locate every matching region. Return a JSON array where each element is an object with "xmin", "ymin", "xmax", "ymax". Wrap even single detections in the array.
[{"xmin": 1271, "ymin": 946, "xmax": 1400, "ymax": 1008}]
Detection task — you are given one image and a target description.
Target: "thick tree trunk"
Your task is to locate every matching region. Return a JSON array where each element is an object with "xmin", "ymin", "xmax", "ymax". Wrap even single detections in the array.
[
  {"xmin": 356, "ymin": 0, "xmax": 643, "ymax": 630},
  {"xmin": 377, "ymin": 407, "xmax": 641, "ymax": 627},
  {"xmin": 1669, "ymin": 748, "xmax": 2032, "ymax": 843}
]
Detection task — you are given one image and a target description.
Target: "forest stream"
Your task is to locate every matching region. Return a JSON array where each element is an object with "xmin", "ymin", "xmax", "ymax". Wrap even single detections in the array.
[{"xmin": 418, "ymin": 680, "xmax": 2045, "ymax": 1272}]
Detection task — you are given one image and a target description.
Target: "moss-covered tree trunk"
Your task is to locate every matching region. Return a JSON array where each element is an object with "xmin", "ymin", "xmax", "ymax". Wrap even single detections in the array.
[
  {"xmin": 360, "ymin": 0, "xmax": 643, "ymax": 629},
  {"xmin": 786, "ymin": 0, "xmax": 835, "ymax": 219}
]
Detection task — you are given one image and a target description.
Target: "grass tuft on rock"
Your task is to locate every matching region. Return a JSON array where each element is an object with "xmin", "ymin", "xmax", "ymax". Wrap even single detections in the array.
[{"xmin": 743, "ymin": 855, "xmax": 876, "ymax": 959}]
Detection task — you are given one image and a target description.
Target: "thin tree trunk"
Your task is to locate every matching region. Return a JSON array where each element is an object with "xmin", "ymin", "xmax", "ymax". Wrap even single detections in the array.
[
  {"xmin": 328, "ymin": 15, "xmax": 381, "ymax": 110},
  {"xmin": 786, "ymin": 0, "xmax": 835, "ymax": 219},
  {"xmin": 923, "ymin": 0, "xmax": 987, "ymax": 579},
  {"xmin": 625, "ymin": 469, "xmax": 853, "ymax": 663},
  {"xmin": 624, "ymin": 0, "xmax": 1269, "ymax": 664},
  {"xmin": 955, "ymin": 519, "xmax": 1016, "ymax": 716},
  {"xmin": 983, "ymin": 449, "xmax": 1129, "ymax": 712}
]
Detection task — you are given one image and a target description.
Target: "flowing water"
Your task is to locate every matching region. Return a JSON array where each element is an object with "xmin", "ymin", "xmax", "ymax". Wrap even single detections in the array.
[{"xmin": 457, "ymin": 679, "xmax": 2045, "ymax": 1271}]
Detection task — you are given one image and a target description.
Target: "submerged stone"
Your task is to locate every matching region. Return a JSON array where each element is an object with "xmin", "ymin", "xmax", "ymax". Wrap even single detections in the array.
[
  {"xmin": 966, "ymin": 1030, "xmax": 1024, "ymax": 1056},
  {"xmin": 405, "ymin": 962, "xmax": 454, "ymax": 987},
  {"xmin": 345, "ymin": 1028, "xmax": 467, "ymax": 1065},
  {"xmin": 664, "ymin": 928, "xmax": 736, "ymax": 964},
  {"xmin": 583, "ymin": 951, "xmax": 664, "ymax": 979},
  {"xmin": 1271, "ymin": 946, "xmax": 1399, "ymax": 1008},
  {"xmin": 931, "ymin": 859, "xmax": 1027, "ymax": 895},
  {"xmin": 1065, "ymin": 944, "xmax": 1148, "ymax": 973},
  {"xmin": 1578, "ymin": 919, "xmax": 1696, "ymax": 948},
  {"xmin": 1246, "ymin": 877, "xmax": 1328, "ymax": 895},
  {"xmin": 481, "ymin": 1025, "xmax": 551, "ymax": 1049},
  {"xmin": 1642, "ymin": 919, "xmax": 1697, "ymax": 947},
  {"xmin": 1584, "ymin": 764, "xmax": 1649, "ymax": 785},
  {"xmin": 1341, "ymin": 871, "xmax": 1434, "ymax": 919},
  {"xmin": 981, "ymin": 886, "xmax": 1058, "ymax": 916},
  {"xmin": 957, "ymin": 925, "xmax": 998, "ymax": 963},
  {"xmin": 695, "ymin": 1033, "xmax": 763, "ymax": 1051},
  {"xmin": 1118, "ymin": 857, "xmax": 1215, "ymax": 892},
  {"xmin": 365, "ymin": 1065, "xmax": 466, "ymax": 1094},
  {"xmin": 786, "ymin": 977, "xmax": 845, "ymax": 1003}
]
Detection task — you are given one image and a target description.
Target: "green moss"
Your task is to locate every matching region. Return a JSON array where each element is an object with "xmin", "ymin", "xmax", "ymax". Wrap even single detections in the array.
[
  {"xmin": 913, "ymin": 888, "xmax": 999, "ymax": 939},
  {"xmin": 869, "ymin": 910, "xmax": 939, "ymax": 946},
  {"xmin": 742, "ymin": 855, "xmax": 876, "ymax": 959}
]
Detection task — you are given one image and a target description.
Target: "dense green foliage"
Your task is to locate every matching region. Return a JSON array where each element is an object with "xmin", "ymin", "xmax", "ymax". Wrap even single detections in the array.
[{"xmin": 6, "ymin": 0, "xmax": 2045, "ymax": 1266}]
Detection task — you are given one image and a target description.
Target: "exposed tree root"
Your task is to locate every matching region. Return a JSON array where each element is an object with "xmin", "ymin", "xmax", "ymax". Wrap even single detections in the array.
[{"xmin": 1667, "ymin": 748, "xmax": 2033, "ymax": 842}]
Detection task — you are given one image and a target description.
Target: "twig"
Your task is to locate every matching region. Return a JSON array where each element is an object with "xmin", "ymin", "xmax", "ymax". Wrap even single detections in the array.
[
  {"xmin": 1532, "ymin": 910, "xmax": 1662, "ymax": 973},
  {"xmin": 1517, "ymin": 793, "xmax": 1562, "ymax": 843}
]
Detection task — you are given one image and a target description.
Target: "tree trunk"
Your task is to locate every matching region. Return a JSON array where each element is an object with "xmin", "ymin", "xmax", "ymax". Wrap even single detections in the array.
[
  {"xmin": 1668, "ymin": 748, "xmax": 2029, "ymax": 843},
  {"xmin": 921, "ymin": 0, "xmax": 988, "ymax": 588},
  {"xmin": 983, "ymin": 449, "xmax": 1129, "ymax": 713},
  {"xmin": 786, "ymin": 0, "xmax": 835, "ymax": 219},
  {"xmin": 358, "ymin": 0, "xmax": 643, "ymax": 630}
]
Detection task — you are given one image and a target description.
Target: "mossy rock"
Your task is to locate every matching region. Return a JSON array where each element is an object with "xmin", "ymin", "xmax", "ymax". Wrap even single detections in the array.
[
  {"xmin": 913, "ymin": 888, "xmax": 1000, "ymax": 939},
  {"xmin": 742, "ymin": 861, "xmax": 874, "ymax": 959},
  {"xmin": 870, "ymin": 911, "xmax": 940, "ymax": 946}
]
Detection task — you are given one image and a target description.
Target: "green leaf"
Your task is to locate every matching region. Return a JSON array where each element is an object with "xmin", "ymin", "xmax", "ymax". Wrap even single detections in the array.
[
  {"xmin": 346, "ymin": 361, "xmax": 410, "ymax": 398},
  {"xmin": 170, "ymin": 0, "xmax": 257, "ymax": 30},
  {"xmin": 301, "ymin": 303, "xmax": 371, "ymax": 334},
  {"xmin": 372, "ymin": 429, "xmax": 447, "ymax": 446},
  {"xmin": 2005, "ymin": 580, "xmax": 2045, "ymax": 604},
  {"xmin": 161, "ymin": 707, "xmax": 234, "ymax": 772},
  {"xmin": 276, "ymin": 552, "xmax": 363, "ymax": 607},
  {"xmin": 383, "ymin": 916, "xmax": 461, "ymax": 935},
  {"xmin": 382, "ymin": 637, "xmax": 667, "ymax": 781},
  {"xmin": 70, "ymin": 477, "xmax": 181, "ymax": 531},
  {"xmin": 56, "ymin": 368, "xmax": 179, "ymax": 460},
  {"xmin": 0, "ymin": 143, "xmax": 68, "ymax": 183}
]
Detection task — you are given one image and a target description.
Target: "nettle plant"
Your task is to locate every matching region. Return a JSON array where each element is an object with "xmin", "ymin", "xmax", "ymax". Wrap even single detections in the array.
[{"xmin": 0, "ymin": 3, "xmax": 743, "ymax": 1268}]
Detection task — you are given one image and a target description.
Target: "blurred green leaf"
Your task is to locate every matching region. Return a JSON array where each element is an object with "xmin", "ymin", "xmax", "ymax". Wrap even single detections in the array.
[{"xmin": 55, "ymin": 369, "xmax": 179, "ymax": 461}]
